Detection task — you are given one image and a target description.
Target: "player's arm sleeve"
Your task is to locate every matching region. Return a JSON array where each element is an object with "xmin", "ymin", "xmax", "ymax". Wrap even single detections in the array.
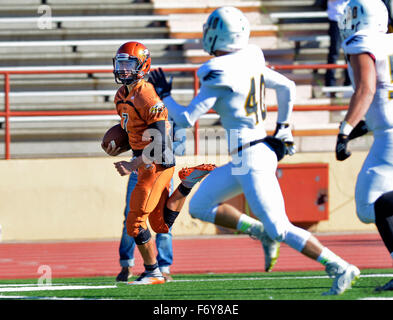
[
  {"xmin": 146, "ymin": 120, "xmax": 175, "ymax": 167},
  {"xmin": 162, "ymin": 85, "xmax": 219, "ymax": 128},
  {"xmin": 263, "ymin": 67, "xmax": 296, "ymax": 124}
]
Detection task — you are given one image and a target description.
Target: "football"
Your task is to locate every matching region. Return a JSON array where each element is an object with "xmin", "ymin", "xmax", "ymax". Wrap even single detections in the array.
[{"xmin": 102, "ymin": 124, "xmax": 130, "ymax": 151}]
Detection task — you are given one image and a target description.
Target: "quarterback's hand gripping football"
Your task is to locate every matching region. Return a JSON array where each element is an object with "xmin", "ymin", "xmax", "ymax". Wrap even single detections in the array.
[
  {"xmin": 149, "ymin": 67, "xmax": 172, "ymax": 99},
  {"xmin": 273, "ymin": 123, "xmax": 296, "ymax": 156},
  {"xmin": 101, "ymin": 141, "xmax": 122, "ymax": 156}
]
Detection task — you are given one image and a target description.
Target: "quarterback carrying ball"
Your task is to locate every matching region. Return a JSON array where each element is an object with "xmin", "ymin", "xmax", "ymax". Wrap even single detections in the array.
[{"xmin": 102, "ymin": 41, "xmax": 216, "ymax": 285}]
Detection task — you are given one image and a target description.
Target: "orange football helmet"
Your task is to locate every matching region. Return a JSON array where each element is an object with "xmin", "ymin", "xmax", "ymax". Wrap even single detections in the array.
[{"xmin": 113, "ymin": 41, "xmax": 151, "ymax": 85}]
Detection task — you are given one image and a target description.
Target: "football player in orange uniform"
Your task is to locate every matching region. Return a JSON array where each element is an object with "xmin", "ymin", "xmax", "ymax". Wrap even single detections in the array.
[{"xmin": 102, "ymin": 41, "xmax": 215, "ymax": 284}]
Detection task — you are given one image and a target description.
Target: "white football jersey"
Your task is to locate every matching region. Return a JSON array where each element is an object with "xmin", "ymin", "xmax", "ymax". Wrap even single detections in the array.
[
  {"xmin": 342, "ymin": 30, "xmax": 393, "ymax": 132},
  {"xmin": 196, "ymin": 44, "xmax": 295, "ymax": 153},
  {"xmin": 197, "ymin": 44, "xmax": 268, "ymax": 151},
  {"xmin": 164, "ymin": 44, "xmax": 295, "ymax": 153}
]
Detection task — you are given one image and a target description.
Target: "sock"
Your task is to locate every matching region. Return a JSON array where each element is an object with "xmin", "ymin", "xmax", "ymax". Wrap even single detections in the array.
[
  {"xmin": 317, "ymin": 247, "xmax": 349, "ymax": 268},
  {"xmin": 144, "ymin": 262, "xmax": 159, "ymax": 271},
  {"xmin": 144, "ymin": 262, "xmax": 162, "ymax": 276},
  {"xmin": 178, "ymin": 183, "xmax": 192, "ymax": 196},
  {"xmin": 236, "ymin": 214, "xmax": 258, "ymax": 233},
  {"xmin": 164, "ymin": 206, "xmax": 179, "ymax": 229}
]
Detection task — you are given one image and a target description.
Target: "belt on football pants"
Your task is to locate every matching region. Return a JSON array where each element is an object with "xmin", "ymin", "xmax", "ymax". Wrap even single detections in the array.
[{"xmin": 231, "ymin": 136, "xmax": 285, "ymax": 161}]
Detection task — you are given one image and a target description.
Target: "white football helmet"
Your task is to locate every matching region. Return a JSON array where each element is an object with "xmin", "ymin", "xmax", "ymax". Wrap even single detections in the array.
[
  {"xmin": 338, "ymin": 0, "xmax": 388, "ymax": 40},
  {"xmin": 202, "ymin": 6, "xmax": 250, "ymax": 55}
]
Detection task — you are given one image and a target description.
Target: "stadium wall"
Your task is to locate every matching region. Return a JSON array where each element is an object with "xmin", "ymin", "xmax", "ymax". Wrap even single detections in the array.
[{"xmin": 0, "ymin": 152, "xmax": 376, "ymax": 242}]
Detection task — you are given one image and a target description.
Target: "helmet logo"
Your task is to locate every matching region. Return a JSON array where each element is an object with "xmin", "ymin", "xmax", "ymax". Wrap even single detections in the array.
[{"xmin": 140, "ymin": 48, "xmax": 150, "ymax": 62}]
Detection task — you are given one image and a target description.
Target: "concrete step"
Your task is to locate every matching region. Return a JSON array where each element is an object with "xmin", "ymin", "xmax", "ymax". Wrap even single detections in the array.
[
  {"xmin": 0, "ymin": 2, "xmax": 154, "ymax": 16},
  {"xmin": 260, "ymin": 0, "xmax": 316, "ymax": 13},
  {"xmin": 0, "ymin": 27, "xmax": 169, "ymax": 41},
  {"xmin": 152, "ymin": 0, "xmax": 262, "ymax": 14}
]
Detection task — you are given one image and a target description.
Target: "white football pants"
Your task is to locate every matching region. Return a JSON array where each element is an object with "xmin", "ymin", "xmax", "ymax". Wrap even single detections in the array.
[
  {"xmin": 189, "ymin": 142, "xmax": 311, "ymax": 252},
  {"xmin": 355, "ymin": 129, "xmax": 393, "ymax": 223}
]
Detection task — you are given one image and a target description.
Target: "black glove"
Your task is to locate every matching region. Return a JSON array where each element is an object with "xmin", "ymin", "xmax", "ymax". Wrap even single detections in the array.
[
  {"xmin": 335, "ymin": 133, "xmax": 351, "ymax": 161},
  {"xmin": 348, "ymin": 120, "xmax": 368, "ymax": 140},
  {"xmin": 273, "ymin": 123, "xmax": 296, "ymax": 155},
  {"xmin": 149, "ymin": 67, "xmax": 172, "ymax": 99}
]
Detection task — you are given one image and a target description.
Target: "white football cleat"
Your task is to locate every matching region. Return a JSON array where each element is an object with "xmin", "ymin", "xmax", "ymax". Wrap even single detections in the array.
[
  {"xmin": 249, "ymin": 224, "xmax": 280, "ymax": 272},
  {"xmin": 128, "ymin": 270, "xmax": 165, "ymax": 285},
  {"xmin": 323, "ymin": 263, "xmax": 360, "ymax": 295}
]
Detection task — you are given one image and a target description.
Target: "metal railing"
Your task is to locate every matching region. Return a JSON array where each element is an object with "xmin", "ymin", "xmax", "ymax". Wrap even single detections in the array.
[{"xmin": 0, "ymin": 64, "xmax": 348, "ymax": 160}]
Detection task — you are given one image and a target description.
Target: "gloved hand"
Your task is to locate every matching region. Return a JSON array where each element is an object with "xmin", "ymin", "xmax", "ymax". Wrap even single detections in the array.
[
  {"xmin": 149, "ymin": 67, "xmax": 172, "ymax": 99},
  {"xmin": 335, "ymin": 133, "xmax": 351, "ymax": 161},
  {"xmin": 273, "ymin": 122, "xmax": 296, "ymax": 156},
  {"xmin": 335, "ymin": 120, "xmax": 365, "ymax": 161}
]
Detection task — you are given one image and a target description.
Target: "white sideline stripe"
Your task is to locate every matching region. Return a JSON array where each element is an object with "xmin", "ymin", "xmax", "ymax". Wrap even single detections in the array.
[
  {"xmin": 170, "ymin": 273, "xmax": 393, "ymax": 283},
  {"xmin": 0, "ymin": 273, "xmax": 392, "ymax": 299},
  {"xmin": 0, "ymin": 284, "xmax": 116, "ymax": 293},
  {"xmin": 1, "ymin": 273, "xmax": 392, "ymax": 289}
]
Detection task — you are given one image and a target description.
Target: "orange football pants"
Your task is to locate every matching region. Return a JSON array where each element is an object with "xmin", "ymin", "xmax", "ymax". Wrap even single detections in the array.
[{"xmin": 126, "ymin": 163, "xmax": 175, "ymax": 238}]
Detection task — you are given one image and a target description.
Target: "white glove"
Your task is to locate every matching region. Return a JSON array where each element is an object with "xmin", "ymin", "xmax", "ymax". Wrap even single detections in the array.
[{"xmin": 273, "ymin": 123, "xmax": 296, "ymax": 156}]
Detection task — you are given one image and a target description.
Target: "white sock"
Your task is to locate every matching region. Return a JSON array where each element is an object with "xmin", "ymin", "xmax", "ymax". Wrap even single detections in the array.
[
  {"xmin": 236, "ymin": 214, "xmax": 259, "ymax": 233},
  {"xmin": 317, "ymin": 247, "xmax": 349, "ymax": 268}
]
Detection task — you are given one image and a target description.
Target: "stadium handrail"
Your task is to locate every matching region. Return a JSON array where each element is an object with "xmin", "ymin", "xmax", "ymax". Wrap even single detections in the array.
[{"xmin": 0, "ymin": 64, "xmax": 348, "ymax": 160}]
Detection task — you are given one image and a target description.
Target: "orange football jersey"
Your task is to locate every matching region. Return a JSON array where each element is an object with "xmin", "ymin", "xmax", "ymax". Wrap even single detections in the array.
[{"xmin": 114, "ymin": 79, "xmax": 168, "ymax": 152}]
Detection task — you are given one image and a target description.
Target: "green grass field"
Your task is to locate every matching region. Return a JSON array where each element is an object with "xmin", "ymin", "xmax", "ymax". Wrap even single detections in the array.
[{"xmin": 1, "ymin": 269, "xmax": 392, "ymax": 301}]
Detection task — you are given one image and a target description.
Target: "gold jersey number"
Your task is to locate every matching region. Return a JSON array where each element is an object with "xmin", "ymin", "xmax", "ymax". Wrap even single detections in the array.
[{"xmin": 244, "ymin": 74, "xmax": 267, "ymax": 124}]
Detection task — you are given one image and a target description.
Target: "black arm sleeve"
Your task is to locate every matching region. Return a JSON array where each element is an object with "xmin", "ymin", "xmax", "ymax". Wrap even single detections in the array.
[{"xmin": 146, "ymin": 120, "xmax": 175, "ymax": 168}]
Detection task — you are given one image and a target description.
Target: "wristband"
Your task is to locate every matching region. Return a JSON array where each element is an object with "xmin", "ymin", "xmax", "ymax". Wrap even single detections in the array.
[
  {"xmin": 339, "ymin": 121, "xmax": 353, "ymax": 136},
  {"xmin": 276, "ymin": 122, "xmax": 290, "ymax": 130}
]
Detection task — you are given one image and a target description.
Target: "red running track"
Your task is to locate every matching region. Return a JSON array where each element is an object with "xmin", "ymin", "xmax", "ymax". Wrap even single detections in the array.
[{"xmin": 0, "ymin": 233, "xmax": 392, "ymax": 280}]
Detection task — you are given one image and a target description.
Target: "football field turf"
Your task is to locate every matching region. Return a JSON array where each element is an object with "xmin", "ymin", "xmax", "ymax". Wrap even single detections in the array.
[{"xmin": 1, "ymin": 269, "xmax": 392, "ymax": 301}]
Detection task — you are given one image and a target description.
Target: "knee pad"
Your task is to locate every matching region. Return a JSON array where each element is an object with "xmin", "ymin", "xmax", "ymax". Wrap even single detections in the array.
[
  {"xmin": 375, "ymin": 191, "xmax": 393, "ymax": 219},
  {"xmin": 189, "ymin": 197, "xmax": 217, "ymax": 223},
  {"xmin": 133, "ymin": 226, "xmax": 151, "ymax": 245}
]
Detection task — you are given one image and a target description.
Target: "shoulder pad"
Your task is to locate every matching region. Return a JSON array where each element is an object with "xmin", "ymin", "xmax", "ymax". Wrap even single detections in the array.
[
  {"xmin": 343, "ymin": 33, "xmax": 374, "ymax": 56},
  {"xmin": 197, "ymin": 60, "xmax": 231, "ymax": 88},
  {"xmin": 114, "ymin": 86, "xmax": 127, "ymax": 103}
]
